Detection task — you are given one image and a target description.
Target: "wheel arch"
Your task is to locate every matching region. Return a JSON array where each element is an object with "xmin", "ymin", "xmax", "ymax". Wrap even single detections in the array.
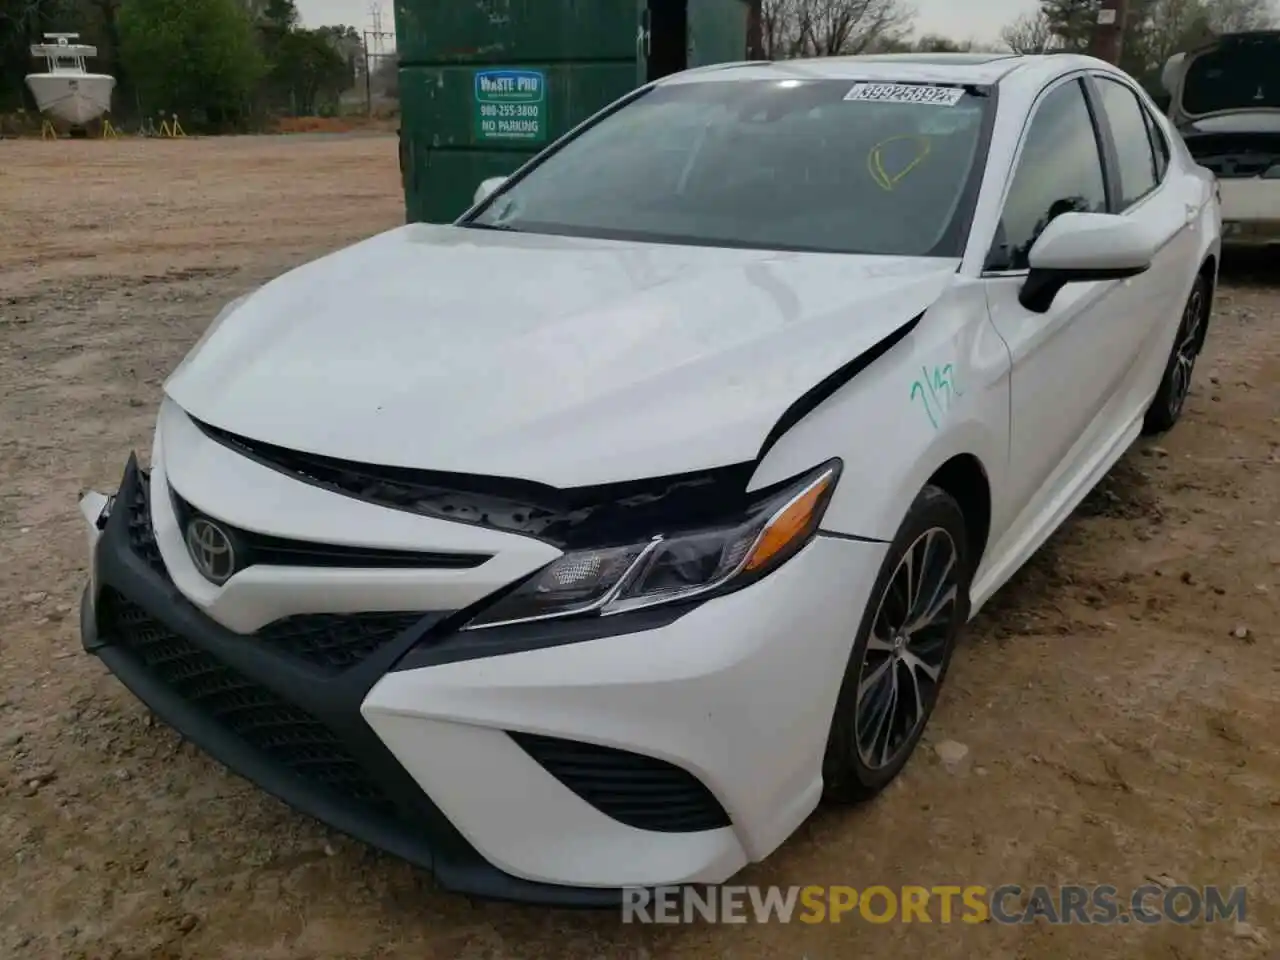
[{"xmin": 925, "ymin": 453, "xmax": 993, "ymax": 570}]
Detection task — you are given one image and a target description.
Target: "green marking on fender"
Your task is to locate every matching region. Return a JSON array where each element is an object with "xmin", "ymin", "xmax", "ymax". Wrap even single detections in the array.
[{"xmin": 911, "ymin": 364, "xmax": 963, "ymax": 429}]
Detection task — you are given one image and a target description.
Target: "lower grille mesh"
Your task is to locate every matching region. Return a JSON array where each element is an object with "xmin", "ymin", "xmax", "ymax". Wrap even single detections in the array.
[
  {"xmin": 98, "ymin": 589, "xmax": 401, "ymax": 818},
  {"xmin": 256, "ymin": 612, "xmax": 426, "ymax": 673},
  {"xmin": 509, "ymin": 732, "xmax": 731, "ymax": 833}
]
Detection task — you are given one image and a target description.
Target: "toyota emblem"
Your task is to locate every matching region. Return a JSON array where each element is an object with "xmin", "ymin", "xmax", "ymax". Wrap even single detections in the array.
[{"xmin": 185, "ymin": 517, "xmax": 236, "ymax": 585}]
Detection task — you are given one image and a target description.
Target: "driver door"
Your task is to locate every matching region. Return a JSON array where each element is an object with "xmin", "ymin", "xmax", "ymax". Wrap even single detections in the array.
[{"xmin": 980, "ymin": 76, "xmax": 1139, "ymax": 537}]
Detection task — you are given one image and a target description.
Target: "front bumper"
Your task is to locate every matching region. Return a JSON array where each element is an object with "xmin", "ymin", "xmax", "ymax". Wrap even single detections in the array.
[{"xmin": 80, "ymin": 456, "xmax": 884, "ymax": 903}]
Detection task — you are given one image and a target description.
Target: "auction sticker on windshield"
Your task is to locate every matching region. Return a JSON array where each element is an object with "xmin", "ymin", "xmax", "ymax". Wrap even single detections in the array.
[
  {"xmin": 474, "ymin": 68, "xmax": 548, "ymax": 143},
  {"xmin": 844, "ymin": 83, "xmax": 965, "ymax": 106}
]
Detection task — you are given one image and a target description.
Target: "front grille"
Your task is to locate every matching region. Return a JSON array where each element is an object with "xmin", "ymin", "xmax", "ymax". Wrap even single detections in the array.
[
  {"xmin": 127, "ymin": 470, "xmax": 427, "ymax": 673},
  {"xmin": 510, "ymin": 732, "xmax": 731, "ymax": 833},
  {"xmin": 168, "ymin": 488, "xmax": 491, "ymax": 572},
  {"xmin": 98, "ymin": 589, "xmax": 400, "ymax": 818}
]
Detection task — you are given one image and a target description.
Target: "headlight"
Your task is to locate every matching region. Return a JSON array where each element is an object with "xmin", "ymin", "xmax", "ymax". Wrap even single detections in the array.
[{"xmin": 463, "ymin": 460, "xmax": 841, "ymax": 630}]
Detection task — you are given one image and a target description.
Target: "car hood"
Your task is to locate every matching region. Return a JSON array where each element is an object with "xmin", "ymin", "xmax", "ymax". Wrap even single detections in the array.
[
  {"xmin": 165, "ymin": 224, "xmax": 957, "ymax": 487},
  {"xmin": 1167, "ymin": 31, "xmax": 1280, "ymax": 125}
]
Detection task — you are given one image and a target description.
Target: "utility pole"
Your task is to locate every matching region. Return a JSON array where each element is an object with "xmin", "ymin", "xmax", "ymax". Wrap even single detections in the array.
[{"xmin": 1089, "ymin": 0, "xmax": 1127, "ymax": 65}]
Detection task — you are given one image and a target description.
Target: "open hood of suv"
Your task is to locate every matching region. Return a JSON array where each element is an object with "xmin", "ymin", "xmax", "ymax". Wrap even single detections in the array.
[{"xmin": 1166, "ymin": 31, "xmax": 1280, "ymax": 125}]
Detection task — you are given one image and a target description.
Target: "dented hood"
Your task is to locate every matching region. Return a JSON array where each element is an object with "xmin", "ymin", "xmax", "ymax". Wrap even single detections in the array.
[{"xmin": 165, "ymin": 224, "xmax": 957, "ymax": 487}]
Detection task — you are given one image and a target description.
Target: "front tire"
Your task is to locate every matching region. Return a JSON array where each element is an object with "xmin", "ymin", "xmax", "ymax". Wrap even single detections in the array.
[
  {"xmin": 1143, "ymin": 273, "xmax": 1210, "ymax": 436},
  {"xmin": 821, "ymin": 485, "xmax": 972, "ymax": 804}
]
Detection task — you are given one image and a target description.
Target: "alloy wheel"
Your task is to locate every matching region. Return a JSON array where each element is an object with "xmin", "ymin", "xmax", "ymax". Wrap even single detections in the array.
[
  {"xmin": 853, "ymin": 527, "xmax": 960, "ymax": 771},
  {"xmin": 1167, "ymin": 284, "xmax": 1206, "ymax": 421}
]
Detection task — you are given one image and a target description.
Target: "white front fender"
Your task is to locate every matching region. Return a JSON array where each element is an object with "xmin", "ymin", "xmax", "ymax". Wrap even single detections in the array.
[{"xmin": 748, "ymin": 282, "xmax": 1012, "ymax": 551}]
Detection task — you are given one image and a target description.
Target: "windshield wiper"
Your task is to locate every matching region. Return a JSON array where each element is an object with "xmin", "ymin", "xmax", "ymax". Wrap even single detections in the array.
[{"xmin": 461, "ymin": 221, "xmax": 523, "ymax": 232}]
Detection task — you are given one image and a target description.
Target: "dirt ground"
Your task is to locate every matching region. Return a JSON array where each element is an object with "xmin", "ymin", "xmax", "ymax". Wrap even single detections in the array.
[{"xmin": 0, "ymin": 136, "xmax": 1277, "ymax": 960}]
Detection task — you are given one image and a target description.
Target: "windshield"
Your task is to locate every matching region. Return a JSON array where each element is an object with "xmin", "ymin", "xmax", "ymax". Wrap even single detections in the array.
[
  {"xmin": 465, "ymin": 78, "xmax": 992, "ymax": 257},
  {"xmin": 1182, "ymin": 36, "xmax": 1280, "ymax": 115}
]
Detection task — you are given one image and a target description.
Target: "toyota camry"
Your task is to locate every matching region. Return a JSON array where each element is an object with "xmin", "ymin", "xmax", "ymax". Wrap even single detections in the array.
[{"xmin": 77, "ymin": 52, "xmax": 1221, "ymax": 904}]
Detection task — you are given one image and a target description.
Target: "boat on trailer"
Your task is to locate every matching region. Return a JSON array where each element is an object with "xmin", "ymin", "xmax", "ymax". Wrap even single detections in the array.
[{"xmin": 26, "ymin": 33, "xmax": 116, "ymax": 127}]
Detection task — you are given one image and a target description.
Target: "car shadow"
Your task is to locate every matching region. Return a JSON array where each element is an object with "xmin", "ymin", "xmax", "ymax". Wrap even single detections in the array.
[{"xmin": 1216, "ymin": 247, "xmax": 1280, "ymax": 289}]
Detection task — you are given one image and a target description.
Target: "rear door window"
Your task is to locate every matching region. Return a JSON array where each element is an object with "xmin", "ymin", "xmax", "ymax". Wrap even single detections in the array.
[{"xmin": 1094, "ymin": 77, "xmax": 1160, "ymax": 209}]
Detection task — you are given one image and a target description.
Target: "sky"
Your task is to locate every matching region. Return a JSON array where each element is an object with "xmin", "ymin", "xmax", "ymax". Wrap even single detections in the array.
[{"xmin": 295, "ymin": 0, "xmax": 1040, "ymax": 47}]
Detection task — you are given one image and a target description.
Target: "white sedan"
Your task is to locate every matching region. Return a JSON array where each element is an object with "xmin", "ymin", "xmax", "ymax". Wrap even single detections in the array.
[{"xmin": 77, "ymin": 52, "xmax": 1220, "ymax": 904}]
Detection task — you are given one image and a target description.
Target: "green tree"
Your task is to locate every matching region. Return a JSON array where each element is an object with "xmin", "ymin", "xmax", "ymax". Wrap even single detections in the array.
[
  {"xmin": 0, "ymin": 0, "xmax": 76, "ymax": 110},
  {"xmin": 259, "ymin": 0, "xmax": 295, "ymax": 29},
  {"xmin": 270, "ymin": 27, "xmax": 348, "ymax": 114},
  {"xmin": 254, "ymin": 0, "xmax": 295, "ymax": 61},
  {"xmin": 118, "ymin": 0, "xmax": 263, "ymax": 125},
  {"xmin": 79, "ymin": 0, "xmax": 128, "ymax": 113}
]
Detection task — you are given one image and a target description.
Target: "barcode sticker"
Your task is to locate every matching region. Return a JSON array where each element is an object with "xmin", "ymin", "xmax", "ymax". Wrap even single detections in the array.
[{"xmin": 844, "ymin": 83, "xmax": 965, "ymax": 106}]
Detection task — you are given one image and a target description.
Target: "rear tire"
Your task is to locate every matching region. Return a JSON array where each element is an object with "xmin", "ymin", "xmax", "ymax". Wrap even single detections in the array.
[
  {"xmin": 821, "ymin": 485, "xmax": 972, "ymax": 804},
  {"xmin": 1142, "ymin": 273, "xmax": 1210, "ymax": 436}
]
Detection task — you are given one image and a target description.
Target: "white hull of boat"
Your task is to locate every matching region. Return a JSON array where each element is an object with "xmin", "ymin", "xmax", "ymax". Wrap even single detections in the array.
[{"xmin": 25, "ymin": 73, "xmax": 115, "ymax": 125}]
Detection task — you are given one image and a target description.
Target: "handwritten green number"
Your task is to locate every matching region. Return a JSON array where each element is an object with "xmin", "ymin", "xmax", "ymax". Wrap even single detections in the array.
[
  {"xmin": 910, "ymin": 380, "xmax": 938, "ymax": 428},
  {"xmin": 940, "ymin": 363, "xmax": 963, "ymax": 399},
  {"xmin": 911, "ymin": 363, "xmax": 962, "ymax": 429}
]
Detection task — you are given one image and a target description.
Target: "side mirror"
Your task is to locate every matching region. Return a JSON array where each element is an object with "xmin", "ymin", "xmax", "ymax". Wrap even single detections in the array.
[
  {"xmin": 474, "ymin": 176, "xmax": 508, "ymax": 206},
  {"xmin": 1019, "ymin": 212, "xmax": 1154, "ymax": 313}
]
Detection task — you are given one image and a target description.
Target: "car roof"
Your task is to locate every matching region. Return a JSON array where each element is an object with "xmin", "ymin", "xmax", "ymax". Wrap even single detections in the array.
[
  {"xmin": 845, "ymin": 52, "xmax": 1022, "ymax": 66},
  {"xmin": 660, "ymin": 52, "xmax": 1109, "ymax": 90}
]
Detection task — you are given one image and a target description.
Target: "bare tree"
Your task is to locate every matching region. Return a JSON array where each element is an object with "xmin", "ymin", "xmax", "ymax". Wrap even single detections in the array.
[
  {"xmin": 759, "ymin": 0, "xmax": 807, "ymax": 58},
  {"xmin": 759, "ymin": 0, "xmax": 914, "ymax": 59},
  {"xmin": 1200, "ymin": 0, "xmax": 1274, "ymax": 32},
  {"xmin": 1000, "ymin": 10, "xmax": 1056, "ymax": 53},
  {"xmin": 808, "ymin": 0, "xmax": 914, "ymax": 54},
  {"xmin": 1137, "ymin": 0, "xmax": 1212, "ymax": 65}
]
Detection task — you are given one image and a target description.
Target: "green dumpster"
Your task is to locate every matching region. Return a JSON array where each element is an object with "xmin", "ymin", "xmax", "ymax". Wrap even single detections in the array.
[{"xmin": 394, "ymin": 0, "xmax": 754, "ymax": 224}]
